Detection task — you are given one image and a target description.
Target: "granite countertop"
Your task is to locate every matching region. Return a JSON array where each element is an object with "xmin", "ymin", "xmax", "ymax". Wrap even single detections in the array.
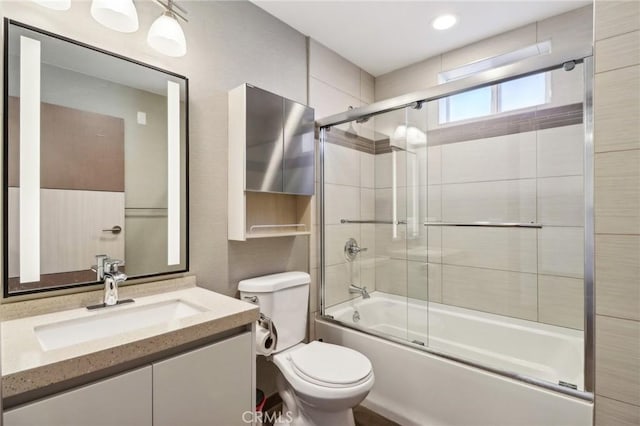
[{"xmin": 1, "ymin": 276, "xmax": 259, "ymax": 405}]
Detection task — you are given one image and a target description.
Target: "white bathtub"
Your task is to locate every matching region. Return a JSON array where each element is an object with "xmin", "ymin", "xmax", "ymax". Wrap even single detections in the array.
[{"xmin": 319, "ymin": 292, "xmax": 592, "ymax": 426}]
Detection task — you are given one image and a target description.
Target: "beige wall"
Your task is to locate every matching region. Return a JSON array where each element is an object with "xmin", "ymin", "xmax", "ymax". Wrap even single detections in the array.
[
  {"xmin": 593, "ymin": 1, "xmax": 640, "ymax": 425},
  {"xmin": 1, "ymin": 0, "xmax": 309, "ymax": 296},
  {"xmin": 1, "ymin": 0, "xmax": 309, "ymax": 401}
]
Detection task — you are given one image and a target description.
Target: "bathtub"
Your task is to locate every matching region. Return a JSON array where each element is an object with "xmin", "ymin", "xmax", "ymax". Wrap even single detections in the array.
[{"xmin": 318, "ymin": 292, "xmax": 593, "ymax": 426}]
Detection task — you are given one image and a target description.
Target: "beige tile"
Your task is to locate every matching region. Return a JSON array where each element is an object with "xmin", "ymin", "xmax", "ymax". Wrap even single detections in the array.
[
  {"xmin": 426, "ymin": 145, "xmax": 442, "ymax": 185},
  {"xmin": 442, "ymin": 227, "xmax": 538, "ymax": 273},
  {"xmin": 538, "ymin": 227, "xmax": 584, "ymax": 279},
  {"xmin": 442, "ymin": 265, "xmax": 538, "ymax": 321},
  {"xmin": 375, "ymin": 257, "xmax": 408, "ymax": 297},
  {"xmin": 375, "ymin": 187, "xmax": 407, "ymax": 223},
  {"xmin": 596, "ymin": 31, "xmax": 640, "ymax": 73},
  {"xmin": 375, "ymin": 151, "xmax": 407, "ymax": 188},
  {"xmin": 595, "ymin": 149, "xmax": 640, "ymax": 234},
  {"xmin": 375, "ymin": 56, "xmax": 440, "ymax": 101},
  {"xmin": 325, "ymin": 224, "xmax": 360, "ymax": 266},
  {"xmin": 596, "ymin": 234, "xmax": 640, "ymax": 321},
  {"xmin": 309, "ymin": 39, "xmax": 361, "ymax": 99},
  {"xmin": 441, "ymin": 132, "xmax": 536, "ymax": 183},
  {"xmin": 360, "ymin": 152, "xmax": 375, "ymax": 188},
  {"xmin": 310, "ymin": 224, "xmax": 319, "ymax": 270},
  {"xmin": 407, "ymin": 260, "xmax": 429, "ymax": 301},
  {"xmin": 407, "ymin": 260, "xmax": 442, "ymax": 303},
  {"xmin": 596, "ymin": 315, "xmax": 640, "ymax": 405},
  {"xmin": 538, "ymin": 275, "xmax": 584, "ymax": 330},
  {"xmin": 442, "ymin": 179, "xmax": 536, "ymax": 223},
  {"xmin": 538, "ymin": 176, "xmax": 584, "ymax": 226},
  {"xmin": 309, "ymin": 267, "xmax": 319, "ymax": 313},
  {"xmin": 361, "ymin": 188, "xmax": 375, "ymax": 220},
  {"xmin": 425, "ymin": 226, "xmax": 443, "ymax": 264},
  {"xmin": 595, "ymin": 0, "xmax": 640, "ymax": 41},
  {"xmin": 594, "ymin": 65, "xmax": 640, "ymax": 153},
  {"xmin": 360, "ymin": 70, "xmax": 375, "ymax": 104},
  {"xmin": 324, "ymin": 142, "xmax": 360, "ymax": 186},
  {"xmin": 547, "ymin": 62, "xmax": 586, "ymax": 108},
  {"xmin": 324, "ymin": 183, "xmax": 360, "ymax": 225},
  {"xmin": 537, "ymin": 5, "xmax": 593, "ymax": 54},
  {"xmin": 537, "ymin": 124, "xmax": 585, "ymax": 178},
  {"xmin": 442, "ymin": 24, "xmax": 536, "ymax": 71},
  {"xmin": 375, "ymin": 224, "xmax": 408, "ymax": 260},
  {"xmin": 424, "ymin": 185, "xmax": 442, "ymax": 222},
  {"xmin": 428, "ymin": 262, "xmax": 443, "ymax": 303},
  {"xmin": 595, "ymin": 396, "xmax": 640, "ymax": 426},
  {"xmin": 309, "ymin": 77, "xmax": 360, "ymax": 120},
  {"xmin": 324, "ymin": 263, "xmax": 358, "ymax": 307}
]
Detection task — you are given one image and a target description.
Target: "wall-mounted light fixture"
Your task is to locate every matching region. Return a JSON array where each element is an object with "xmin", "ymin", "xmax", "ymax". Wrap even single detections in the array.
[
  {"xmin": 90, "ymin": 0, "xmax": 139, "ymax": 33},
  {"xmin": 32, "ymin": 0, "xmax": 71, "ymax": 11},
  {"xmin": 148, "ymin": 0, "xmax": 188, "ymax": 57}
]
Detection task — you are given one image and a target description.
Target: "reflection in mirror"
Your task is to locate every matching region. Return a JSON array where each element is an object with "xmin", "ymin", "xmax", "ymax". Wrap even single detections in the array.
[{"xmin": 4, "ymin": 20, "xmax": 189, "ymax": 296}]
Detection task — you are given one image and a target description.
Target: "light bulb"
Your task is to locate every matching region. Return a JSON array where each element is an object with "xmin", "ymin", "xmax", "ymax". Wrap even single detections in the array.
[
  {"xmin": 147, "ymin": 12, "xmax": 187, "ymax": 57},
  {"xmin": 91, "ymin": 0, "xmax": 139, "ymax": 33},
  {"xmin": 432, "ymin": 14, "xmax": 457, "ymax": 31}
]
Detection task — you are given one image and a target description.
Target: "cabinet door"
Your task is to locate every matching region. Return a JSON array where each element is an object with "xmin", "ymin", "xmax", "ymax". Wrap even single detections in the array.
[
  {"xmin": 245, "ymin": 85, "xmax": 284, "ymax": 193},
  {"xmin": 283, "ymin": 99, "xmax": 315, "ymax": 195},
  {"xmin": 4, "ymin": 366, "xmax": 152, "ymax": 426},
  {"xmin": 153, "ymin": 332, "xmax": 253, "ymax": 426}
]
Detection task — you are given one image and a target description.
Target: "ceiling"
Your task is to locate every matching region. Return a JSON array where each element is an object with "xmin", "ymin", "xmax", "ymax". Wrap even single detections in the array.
[{"xmin": 252, "ymin": 1, "xmax": 591, "ymax": 77}]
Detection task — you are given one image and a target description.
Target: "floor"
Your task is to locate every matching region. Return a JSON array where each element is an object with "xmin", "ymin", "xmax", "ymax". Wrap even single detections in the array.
[
  {"xmin": 264, "ymin": 403, "xmax": 399, "ymax": 425},
  {"xmin": 354, "ymin": 405, "xmax": 400, "ymax": 426}
]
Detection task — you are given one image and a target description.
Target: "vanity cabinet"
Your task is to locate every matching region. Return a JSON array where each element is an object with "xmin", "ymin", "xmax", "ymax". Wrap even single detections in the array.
[
  {"xmin": 228, "ymin": 83, "xmax": 314, "ymax": 240},
  {"xmin": 4, "ymin": 333, "xmax": 253, "ymax": 426},
  {"xmin": 4, "ymin": 366, "xmax": 153, "ymax": 426},
  {"xmin": 153, "ymin": 332, "xmax": 253, "ymax": 426}
]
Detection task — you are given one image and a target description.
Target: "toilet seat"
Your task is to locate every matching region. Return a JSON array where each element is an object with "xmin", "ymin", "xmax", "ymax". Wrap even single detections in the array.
[{"xmin": 287, "ymin": 341, "xmax": 373, "ymax": 388}]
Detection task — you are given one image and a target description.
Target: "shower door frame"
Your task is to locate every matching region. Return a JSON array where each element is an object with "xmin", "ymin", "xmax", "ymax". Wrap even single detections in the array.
[{"xmin": 318, "ymin": 50, "xmax": 595, "ymax": 401}]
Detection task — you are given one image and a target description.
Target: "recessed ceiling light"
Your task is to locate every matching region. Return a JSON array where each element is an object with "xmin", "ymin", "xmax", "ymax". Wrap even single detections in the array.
[{"xmin": 432, "ymin": 14, "xmax": 457, "ymax": 30}]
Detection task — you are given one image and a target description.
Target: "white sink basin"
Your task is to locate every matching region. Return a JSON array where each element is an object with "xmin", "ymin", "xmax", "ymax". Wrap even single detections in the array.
[{"xmin": 34, "ymin": 300, "xmax": 206, "ymax": 351}]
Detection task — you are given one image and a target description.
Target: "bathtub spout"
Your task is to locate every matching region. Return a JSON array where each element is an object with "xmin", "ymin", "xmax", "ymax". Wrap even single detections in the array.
[{"xmin": 349, "ymin": 284, "xmax": 370, "ymax": 299}]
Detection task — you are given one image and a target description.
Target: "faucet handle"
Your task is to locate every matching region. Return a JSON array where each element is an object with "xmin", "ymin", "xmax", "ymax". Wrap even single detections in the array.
[{"xmin": 104, "ymin": 259, "xmax": 123, "ymax": 273}]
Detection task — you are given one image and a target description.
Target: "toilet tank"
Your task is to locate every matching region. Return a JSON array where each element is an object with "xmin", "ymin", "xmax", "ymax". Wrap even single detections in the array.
[{"xmin": 238, "ymin": 271, "xmax": 310, "ymax": 353}]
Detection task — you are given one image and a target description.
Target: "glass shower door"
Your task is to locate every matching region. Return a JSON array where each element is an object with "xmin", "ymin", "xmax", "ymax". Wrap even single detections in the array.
[{"xmin": 416, "ymin": 65, "xmax": 586, "ymax": 391}]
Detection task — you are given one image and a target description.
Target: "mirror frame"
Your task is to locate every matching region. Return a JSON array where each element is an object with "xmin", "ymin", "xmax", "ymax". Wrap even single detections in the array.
[{"xmin": 2, "ymin": 19, "xmax": 190, "ymax": 298}]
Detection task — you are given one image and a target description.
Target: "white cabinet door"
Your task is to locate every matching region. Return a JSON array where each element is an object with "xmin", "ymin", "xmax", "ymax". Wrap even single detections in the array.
[
  {"xmin": 153, "ymin": 332, "xmax": 253, "ymax": 426},
  {"xmin": 4, "ymin": 366, "xmax": 152, "ymax": 426}
]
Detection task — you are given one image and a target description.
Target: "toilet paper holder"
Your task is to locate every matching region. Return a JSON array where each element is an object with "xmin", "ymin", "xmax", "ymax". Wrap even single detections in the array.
[{"xmin": 258, "ymin": 312, "xmax": 278, "ymax": 350}]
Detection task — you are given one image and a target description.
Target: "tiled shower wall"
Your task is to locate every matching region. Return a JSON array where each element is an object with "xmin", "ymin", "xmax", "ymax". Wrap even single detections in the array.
[
  {"xmin": 307, "ymin": 40, "xmax": 375, "ymax": 334},
  {"xmin": 319, "ymin": 6, "xmax": 592, "ymax": 331},
  {"xmin": 593, "ymin": 1, "xmax": 640, "ymax": 424}
]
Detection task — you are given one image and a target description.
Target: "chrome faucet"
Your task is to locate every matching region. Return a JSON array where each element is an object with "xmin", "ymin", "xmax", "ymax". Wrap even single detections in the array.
[
  {"xmin": 88, "ymin": 255, "xmax": 130, "ymax": 309},
  {"xmin": 103, "ymin": 258, "xmax": 127, "ymax": 306},
  {"xmin": 349, "ymin": 284, "xmax": 370, "ymax": 299}
]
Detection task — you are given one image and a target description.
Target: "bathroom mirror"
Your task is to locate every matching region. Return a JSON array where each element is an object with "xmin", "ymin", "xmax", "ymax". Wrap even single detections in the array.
[{"xmin": 3, "ymin": 20, "xmax": 188, "ymax": 296}]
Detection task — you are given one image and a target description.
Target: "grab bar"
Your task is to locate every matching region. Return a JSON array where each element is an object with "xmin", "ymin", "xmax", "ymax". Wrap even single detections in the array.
[
  {"xmin": 423, "ymin": 222, "xmax": 542, "ymax": 229},
  {"xmin": 341, "ymin": 219, "xmax": 407, "ymax": 225}
]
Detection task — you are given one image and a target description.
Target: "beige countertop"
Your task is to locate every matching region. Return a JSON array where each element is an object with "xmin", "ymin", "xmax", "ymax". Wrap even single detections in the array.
[{"xmin": 1, "ymin": 277, "xmax": 259, "ymax": 405}]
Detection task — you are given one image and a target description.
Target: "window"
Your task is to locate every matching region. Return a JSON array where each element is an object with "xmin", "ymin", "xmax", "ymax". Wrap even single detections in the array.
[{"xmin": 439, "ymin": 73, "xmax": 549, "ymax": 124}]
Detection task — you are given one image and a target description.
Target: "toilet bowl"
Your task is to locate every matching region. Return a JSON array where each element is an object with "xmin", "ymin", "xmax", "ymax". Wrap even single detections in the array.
[
  {"xmin": 272, "ymin": 342, "xmax": 374, "ymax": 426},
  {"xmin": 238, "ymin": 272, "xmax": 375, "ymax": 426}
]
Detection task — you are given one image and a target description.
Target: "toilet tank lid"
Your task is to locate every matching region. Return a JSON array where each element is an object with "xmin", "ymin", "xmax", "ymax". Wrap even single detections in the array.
[{"xmin": 238, "ymin": 271, "xmax": 310, "ymax": 292}]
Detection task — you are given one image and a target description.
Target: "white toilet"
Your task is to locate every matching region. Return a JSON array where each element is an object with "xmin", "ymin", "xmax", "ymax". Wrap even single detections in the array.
[{"xmin": 239, "ymin": 271, "xmax": 374, "ymax": 426}]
